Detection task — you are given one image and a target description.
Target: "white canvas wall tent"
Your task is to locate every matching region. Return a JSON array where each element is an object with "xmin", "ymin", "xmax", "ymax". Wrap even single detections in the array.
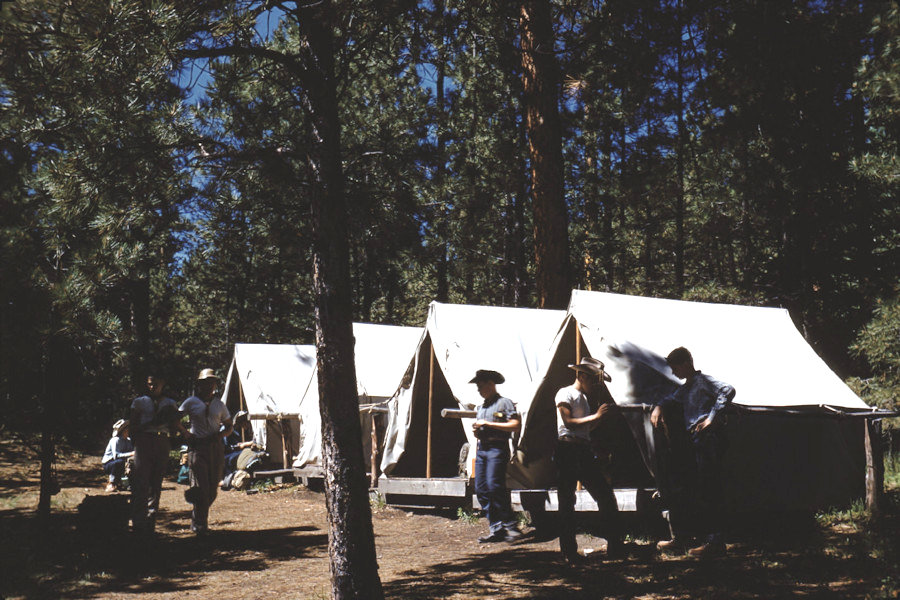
[
  {"xmin": 221, "ymin": 343, "xmax": 317, "ymax": 469},
  {"xmin": 380, "ymin": 301, "xmax": 567, "ymax": 486},
  {"xmin": 221, "ymin": 323, "xmax": 423, "ymax": 473},
  {"xmin": 516, "ymin": 289, "xmax": 889, "ymax": 512}
]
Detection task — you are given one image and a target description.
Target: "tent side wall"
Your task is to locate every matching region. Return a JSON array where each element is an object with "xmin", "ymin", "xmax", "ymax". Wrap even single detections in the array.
[
  {"xmin": 722, "ymin": 412, "xmax": 865, "ymax": 511},
  {"xmin": 514, "ymin": 317, "xmax": 656, "ymax": 491},
  {"xmin": 223, "ymin": 374, "xmax": 302, "ymax": 470},
  {"xmin": 221, "ymin": 348, "xmax": 309, "ymax": 471},
  {"xmin": 513, "ymin": 318, "xmax": 580, "ymax": 488},
  {"xmin": 384, "ymin": 336, "xmax": 469, "ymax": 479}
]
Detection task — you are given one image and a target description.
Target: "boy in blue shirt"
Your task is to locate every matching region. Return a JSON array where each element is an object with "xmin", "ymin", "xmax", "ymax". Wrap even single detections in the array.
[{"xmin": 651, "ymin": 346, "xmax": 735, "ymax": 557}]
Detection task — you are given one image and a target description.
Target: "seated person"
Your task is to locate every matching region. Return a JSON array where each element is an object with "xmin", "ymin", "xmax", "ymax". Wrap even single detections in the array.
[
  {"xmin": 223, "ymin": 411, "xmax": 257, "ymax": 477},
  {"xmin": 223, "ymin": 445, "xmax": 269, "ymax": 490},
  {"xmin": 102, "ymin": 419, "xmax": 134, "ymax": 492},
  {"xmin": 177, "ymin": 445, "xmax": 191, "ymax": 485}
]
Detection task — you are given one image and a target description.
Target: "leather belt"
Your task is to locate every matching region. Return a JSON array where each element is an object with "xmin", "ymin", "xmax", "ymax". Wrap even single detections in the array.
[{"xmin": 138, "ymin": 431, "xmax": 169, "ymax": 437}]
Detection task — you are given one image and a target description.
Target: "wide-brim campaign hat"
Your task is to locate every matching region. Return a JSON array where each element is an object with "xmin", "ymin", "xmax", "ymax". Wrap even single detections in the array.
[
  {"xmin": 112, "ymin": 418, "xmax": 129, "ymax": 435},
  {"xmin": 468, "ymin": 369, "xmax": 505, "ymax": 384},
  {"xmin": 568, "ymin": 357, "xmax": 612, "ymax": 382},
  {"xmin": 196, "ymin": 368, "xmax": 220, "ymax": 381}
]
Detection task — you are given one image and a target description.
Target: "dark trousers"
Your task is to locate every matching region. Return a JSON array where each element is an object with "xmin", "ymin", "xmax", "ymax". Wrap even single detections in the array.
[
  {"xmin": 188, "ymin": 438, "xmax": 225, "ymax": 531},
  {"xmin": 104, "ymin": 458, "xmax": 127, "ymax": 482},
  {"xmin": 668, "ymin": 429, "xmax": 727, "ymax": 545},
  {"xmin": 224, "ymin": 449, "xmax": 242, "ymax": 476},
  {"xmin": 555, "ymin": 440, "xmax": 622, "ymax": 558},
  {"xmin": 131, "ymin": 433, "xmax": 170, "ymax": 529},
  {"xmin": 474, "ymin": 442, "xmax": 516, "ymax": 533}
]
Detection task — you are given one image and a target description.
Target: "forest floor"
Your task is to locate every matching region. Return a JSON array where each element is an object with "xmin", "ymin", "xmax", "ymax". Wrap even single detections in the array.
[{"xmin": 1, "ymin": 437, "xmax": 899, "ymax": 599}]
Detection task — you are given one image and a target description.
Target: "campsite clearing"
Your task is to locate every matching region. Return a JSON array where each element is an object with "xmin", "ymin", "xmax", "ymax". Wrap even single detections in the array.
[{"xmin": 1, "ymin": 439, "xmax": 898, "ymax": 599}]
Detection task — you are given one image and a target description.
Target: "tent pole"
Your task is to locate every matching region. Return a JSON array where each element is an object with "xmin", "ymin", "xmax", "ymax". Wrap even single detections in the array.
[
  {"xmin": 370, "ymin": 416, "xmax": 379, "ymax": 488},
  {"xmin": 280, "ymin": 415, "xmax": 289, "ymax": 470},
  {"xmin": 575, "ymin": 323, "xmax": 583, "ymax": 492},
  {"xmin": 239, "ymin": 383, "xmax": 247, "ymax": 443},
  {"xmin": 865, "ymin": 418, "xmax": 885, "ymax": 514},
  {"xmin": 427, "ymin": 343, "xmax": 435, "ymax": 479},
  {"xmin": 575, "ymin": 322, "xmax": 582, "ymax": 363}
]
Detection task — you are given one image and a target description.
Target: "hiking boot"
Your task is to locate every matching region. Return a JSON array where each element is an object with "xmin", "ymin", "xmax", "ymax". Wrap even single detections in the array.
[
  {"xmin": 688, "ymin": 542, "xmax": 725, "ymax": 558},
  {"xmin": 478, "ymin": 531, "xmax": 506, "ymax": 543},
  {"xmin": 503, "ymin": 527, "xmax": 523, "ymax": 542},
  {"xmin": 657, "ymin": 538, "xmax": 688, "ymax": 554},
  {"xmin": 105, "ymin": 482, "xmax": 117, "ymax": 493}
]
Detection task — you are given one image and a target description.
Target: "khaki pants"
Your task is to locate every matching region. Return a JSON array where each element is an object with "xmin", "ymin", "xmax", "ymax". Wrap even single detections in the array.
[
  {"xmin": 131, "ymin": 432, "xmax": 170, "ymax": 531},
  {"xmin": 188, "ymin": 437, "xmax": 224, "ymax": 532}
]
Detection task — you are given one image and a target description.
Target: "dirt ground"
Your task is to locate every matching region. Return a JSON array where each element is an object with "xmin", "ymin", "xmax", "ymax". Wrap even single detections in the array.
[{"xmin": 1, "ymin": 439, "xmax": 898, "ymax": 600}]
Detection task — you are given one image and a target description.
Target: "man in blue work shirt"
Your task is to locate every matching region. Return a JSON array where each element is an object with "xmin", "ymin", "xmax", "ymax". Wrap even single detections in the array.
[
  {"xmin": 470, "ymin": 369, "xmax": 523, "ymax": 543},
  {"xmin": 651, "ymin": 346, "xmax": 735, "ymax": 557}
]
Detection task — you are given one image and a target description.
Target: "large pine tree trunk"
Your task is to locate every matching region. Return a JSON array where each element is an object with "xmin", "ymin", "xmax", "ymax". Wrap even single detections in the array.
[
  {"xmin": 519, "ymin": 0, "xmax": 570, "ymax": 309},
  {"xmin": 674, "ymin": 0, "xmax": 686, "ymax": 297},
  {"xmin": 300, "ymin": 3, "xmax": 384, "ymax": 598},
  {"xmin": 433, "ymin": 0, "xmax": 450, "ymax": 303}
]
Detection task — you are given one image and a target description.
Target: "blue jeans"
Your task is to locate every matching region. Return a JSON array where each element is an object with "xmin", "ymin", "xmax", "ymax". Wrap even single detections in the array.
[
  {"xmin": 103, "ymin": 458, "xmax": 127, "ymax": 482},
  {"xmin": 474, "ymin": 442, "xmax": 516, "ymax": 533},
  {"xmin": 224, "ymin": 449, "xmax": 243, "ymax": 476}
]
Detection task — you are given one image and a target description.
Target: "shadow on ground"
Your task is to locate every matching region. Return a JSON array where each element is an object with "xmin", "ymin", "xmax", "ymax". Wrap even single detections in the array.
[
  {"xmin": 0, "ymin": 504, "xmax": 328, "ymax": 599},
  {"xmin": 383, "ymin": 509, "xmax": 892, "ymax": 600}
]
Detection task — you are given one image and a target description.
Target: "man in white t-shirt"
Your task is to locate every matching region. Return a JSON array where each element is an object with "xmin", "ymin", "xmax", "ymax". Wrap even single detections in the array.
[
  {"xmin": 554, "ymin": 357, "xmax": 623, "ymax": 565},
  {"xmin": 180, "ymin": 368, "xmax": 232, "ymax": 535}
]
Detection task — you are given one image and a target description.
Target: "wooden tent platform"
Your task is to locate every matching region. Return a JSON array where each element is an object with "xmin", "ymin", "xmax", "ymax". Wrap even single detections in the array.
[{"xmin": 378, "ymin": 476, "xmax": 656, "ymax": 513}]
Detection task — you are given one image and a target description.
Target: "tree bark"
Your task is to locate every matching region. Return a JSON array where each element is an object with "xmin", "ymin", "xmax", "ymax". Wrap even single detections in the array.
[
  {"xmin": 299, "ymin": 3, "xmax": 384, "ymax": 598},
  {"xmin": 674, "ymin": 0, "xmax": 686, "ymax": 297},
  {"xmin": 519, "ymin": 0, "xmax": 570, "ymax": 309},
  {"xmin": 434, "ymin": 0, "xmax": 450, "ymax": 303}
]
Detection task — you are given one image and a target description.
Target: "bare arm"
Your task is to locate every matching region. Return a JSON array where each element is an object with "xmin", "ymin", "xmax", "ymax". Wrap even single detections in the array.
[
  {"xmin": 473, "ymin": 417, "xmax": 521, "ymax": 434},
  {"xmin": 558, "ymin": 403, "xmax": 612, "ymax": 430},
  {"xmin": 170, "ymin": 414, "xmax": 190, "ymax": 439},
  {"xmin": 220, "ymin": 417, "xmax": 234, "ymax": 439}
]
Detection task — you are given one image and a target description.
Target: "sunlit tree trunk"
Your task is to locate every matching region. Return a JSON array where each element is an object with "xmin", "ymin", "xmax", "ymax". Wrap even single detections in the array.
[
  {"xmin": 299, "ymin": 2, "xmax": 384, "ymax": 598},
  {"xmin": 519, "ymin": 0, "xmax": 570, "ymax": 309}
]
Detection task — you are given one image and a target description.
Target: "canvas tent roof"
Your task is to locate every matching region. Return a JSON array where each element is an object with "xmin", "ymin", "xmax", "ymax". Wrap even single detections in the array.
[
  {"xmin": 221, "ymin": 323, "xmax": 423, "ymax": 468},
  {"xmin": 378, "ymin": 292, "xmax": 877, "ymax": 510},
  {"xmin": 353, "ymin": 323, "xmax": 427, "ymax": 402},
  {"xmin": 567, "ymin": 289, "xmax": 872, "ymax": 412},
  {"xmin": 511, "ymin": 290, "xmax": 877, "ymax": 510},
  {"xmin": 380, "ymin": 301, "xmax": 566, "ymax": 478}
]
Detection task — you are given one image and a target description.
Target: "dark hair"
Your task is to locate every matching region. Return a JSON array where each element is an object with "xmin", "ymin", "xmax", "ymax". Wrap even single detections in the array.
[{"xmin": 666, "ymin": 347, "xmax": 693, "ymax": 367}]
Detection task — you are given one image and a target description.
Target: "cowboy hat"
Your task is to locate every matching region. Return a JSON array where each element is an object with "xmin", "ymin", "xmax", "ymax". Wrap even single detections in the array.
[
  {"xmin": 468, "ymin": 369, "xmax": 505, "ymax": 384},
  {"xmin": 196, "ymin": 368, "xmax": 220, "ymax": 381},
  {"xmin": 568, "ymin": 357, "xmax": 612, "ymax": 382}
]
